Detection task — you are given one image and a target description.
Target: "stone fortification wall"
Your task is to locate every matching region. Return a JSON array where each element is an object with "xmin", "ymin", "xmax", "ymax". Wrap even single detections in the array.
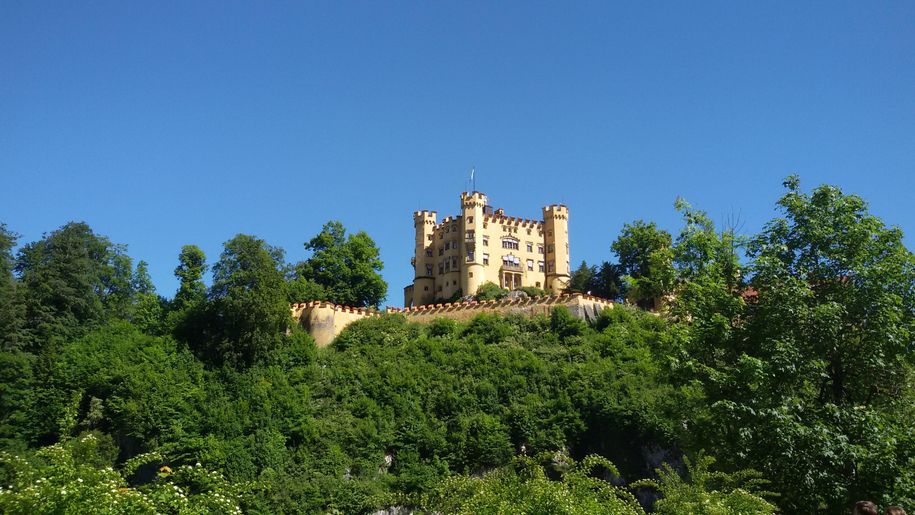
[
  {"xmin": 292, "ymin": 301, "xmax": 382, "ymax": 348},
  {"xmin": 292, "ymin": 293, "xmax": 614, "ymax": 348},
  {"xmin": 386, "ymin": 293, "xmax": 613, "ymax": 324}
]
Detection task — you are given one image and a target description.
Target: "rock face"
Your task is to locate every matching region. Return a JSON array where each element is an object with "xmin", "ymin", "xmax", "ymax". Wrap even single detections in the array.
[{"xmin": 292, "ymin": 293, "xmax": 615, "ymax": 347}]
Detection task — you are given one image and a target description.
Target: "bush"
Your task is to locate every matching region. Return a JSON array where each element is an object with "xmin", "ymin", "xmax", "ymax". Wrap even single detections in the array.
[{"xmin": 475, "ymin": 282, "xmax": 509, "ymax": 301}]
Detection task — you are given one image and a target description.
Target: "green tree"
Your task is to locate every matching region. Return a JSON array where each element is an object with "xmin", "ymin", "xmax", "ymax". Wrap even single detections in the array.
[
  {"xmin": 206, "ymin": 234, "xmax": 290, "ymax": 367},
  {"xmin": 172, "ymin": 245, "xmax": 207, "ymax": 310},
  {"xmin": 0, "ymin": 224, "xmax": 23, "ymax": 350},
  {"xmin": 569, "ymin": 260, "xmax": 596, "ymax": 293},
  {"xmin": 129, "ymin": 261, "xmax": 166, "ymax": 335},
  {"xmin": 678, "ymin": 177, "xmax": 915, "ymax": 512},
  {"xmin": 131, "ymin": 260, "xmax": 155, "ymax": 295},
  {"xmin": 611, "ymin": 221, "xmax": 675, "ymax": 309},
  {"xmin": 569, "ymin": 260, "xmax": 624, "ymax": 300},
  {"xmin": 295, "ymin": 221, "xmax": 387, "ymax": 308},
  {"xmin": 14, "ymin": 222, "xmax": 134, "ymax": 352}
]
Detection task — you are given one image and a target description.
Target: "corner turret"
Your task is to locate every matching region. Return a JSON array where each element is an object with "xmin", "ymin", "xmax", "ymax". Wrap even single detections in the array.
[{"xmin": 542, "ymin": 204, "xmax": 570, "ymax": 292}]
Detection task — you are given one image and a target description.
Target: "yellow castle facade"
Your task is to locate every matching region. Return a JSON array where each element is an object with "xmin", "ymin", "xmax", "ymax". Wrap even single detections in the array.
[{"xmin": 404, "ymin": 191, "xmax": 571, "ymax": 307}]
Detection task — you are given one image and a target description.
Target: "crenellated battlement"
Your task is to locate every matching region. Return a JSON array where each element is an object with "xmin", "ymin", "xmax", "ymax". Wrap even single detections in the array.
[
  {"xmin": 413, "ymin": 210, "xmax": 438, "ymax": 225},
  {"xmin": 293, "ymin": 293, "xmax": 614, "ymax": 347},
  {"xmin": 483, "ymin": 214, "xmax": 544, "ymax": 228},
  {"xmin": 461, "ymin": 191, "xmax": 488, "ymax": 208},
  {"xmin": 542, "ymin": 204, "xmax": 569, "ymax": 220}
]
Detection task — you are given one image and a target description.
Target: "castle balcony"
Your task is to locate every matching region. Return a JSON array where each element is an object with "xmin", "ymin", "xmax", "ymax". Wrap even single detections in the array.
[{"xmin": 501, "ymin": 262, "xmax": 523, "ymax": 272}]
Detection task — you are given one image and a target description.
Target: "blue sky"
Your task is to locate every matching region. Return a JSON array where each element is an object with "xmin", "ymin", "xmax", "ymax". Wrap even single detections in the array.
[{"xmin": 2, "ymin": 1, "xmax": 913, "ymax": 305}]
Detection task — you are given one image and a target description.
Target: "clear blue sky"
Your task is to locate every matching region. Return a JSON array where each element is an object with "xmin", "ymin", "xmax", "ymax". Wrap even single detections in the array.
[{"xmin": 2, "ymin": 1, "xmax": 913, "ymax": 304}]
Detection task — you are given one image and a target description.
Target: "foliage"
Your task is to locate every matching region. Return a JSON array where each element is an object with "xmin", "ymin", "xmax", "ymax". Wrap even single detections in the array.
[
  {"xmin": 612, "ymin": 221, "xmax": 676, "ymax": 308},
  {"xmin": 295, "ymin": 221, "xmax": 387, "ymax": 307},
  {"xmin": 519, "ymin": 286, "xmax": 547, "ymax": 298},
  {"xmin": 286, "ymin": 276, "xmax": 327, "ymax": 304},
  {"xmin": 632, "ymin": 453, "xmax": 776, "ymax": 514},
  {"xmin": 569, "ymin": 261, "xmax": 595, "ymax": 293},
  {"xmin": 204, "ymin": 234, "xmax": 291, "ymax": 367},
  {"xmin": 0, "ymin": 432, "xmax": 249, "ymax": 514},
  {"xmin": 1, "ymin": 177, "xmax": 912, "ymax": 514},
  {"xmin": 475, "ymin": 281, "xmax": 509, "ymax": 301},
  {"xmin": 172, "ymin": 245, "xmax": 207, "ymax": 310},
  {"xmin": 418, "ymin": 453, "xmax": 644, "ymax": 514},
  {"xmin": 14, "ymin": 222, "xmax": 135, "ymax": 353},
  {"xmin": 674, "ymin": 177, "xmax": 915, "ymax": 512},
  {"xmin": 0, "ymin": 223, "xmax": 23, "ymax": 351}
]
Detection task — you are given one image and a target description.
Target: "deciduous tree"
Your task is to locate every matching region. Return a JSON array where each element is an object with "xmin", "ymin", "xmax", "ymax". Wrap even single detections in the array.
[{"xmin": 295, "ymin": 221, "xmax": 386, "ymax": 307}]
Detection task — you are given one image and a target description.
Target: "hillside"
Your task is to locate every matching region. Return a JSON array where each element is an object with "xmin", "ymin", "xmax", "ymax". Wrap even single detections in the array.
[{"xmin": 1, "ymin": 178, "xmax": 912, "ymax": 513}]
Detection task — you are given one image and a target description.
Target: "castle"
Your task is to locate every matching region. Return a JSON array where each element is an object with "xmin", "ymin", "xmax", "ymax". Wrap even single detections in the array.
[
  {"xmin": 404, "ymin": 191, "xmax": 571, "ymax": 306},
  {"xmin": 292, "ymin": 189, "xmax": 612, "ymax": 348}
]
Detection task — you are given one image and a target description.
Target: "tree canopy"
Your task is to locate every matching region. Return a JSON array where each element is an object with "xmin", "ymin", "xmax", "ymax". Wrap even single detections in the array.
[{"xmin": 294, "ymin": 220, "xmax": 387, "ymax": 307}]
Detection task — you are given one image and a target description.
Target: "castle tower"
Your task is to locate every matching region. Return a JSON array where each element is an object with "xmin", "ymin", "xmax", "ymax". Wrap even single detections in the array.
[
  {"xmin": 460, "ymin": 191, "xmax": 488, "ymax": 297},
  {"xmin": 542, "ymin": 204, "xmax": 570, "ymax": 292},
  {"xmin": 409, "ymin": 210, "xmax": 437, "ymax": 306}
]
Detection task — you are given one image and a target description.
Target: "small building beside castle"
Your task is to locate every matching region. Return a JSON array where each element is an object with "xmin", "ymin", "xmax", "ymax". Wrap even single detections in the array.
[{"xmin": 404, "ymin": 191, "xmax": 571, "ymax": 307}]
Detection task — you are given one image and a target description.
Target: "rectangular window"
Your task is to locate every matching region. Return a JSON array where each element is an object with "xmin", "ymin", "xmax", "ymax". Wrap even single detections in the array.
[
  {"xmin": 537, "ymin": 245, "xmax": 544, "ymax": 254},
  {"xmin": 548, "ymin": 262, "xmax": 555, "ymax": 272},
  {"xmin": 538, "ymin": 261, "xmax": 545, "ymax": 272},
  {"xmin": 548, "ymin": 244, "xmax": 555, "ymax": 253},
  {"xmin": 467, "ymin": 250, "xmax": 474, "ymax": 261},
  {"xmin": 445, "ymin": 241, "xmax": 450, "ymax": 250},
  {"xmin": 445, "ymin": 260, "xmax": 450, "ymax": 271},
  {"xmin": 425, "ymin": 264, "xmax": 433, "ymax": 276},
  {"xmin": 483, "ymin": 236, "xmax": 489, "ymax": 246},
  {"xmin": 466, "ymin": 230, "xmax": 475, "ymax": 240},
  {"xmin": 425, "ymin": 249, "xmax": 433, "ymax": 257},
  {"xmin": 452, "ymin": 257, "xmax": 458, "ymax": 268},
  {"xmin": 483, "ymin": 253, "xmax": 490, "ymax": 265},
  {"xmin": 439, "ymin": 247, "xmax": 444, "ymax": 256},
  {"xmin": 439, "ymin": 263, "xmax": 444, "ymax": 274},
  {"xmin": 468, "ymin": 216, "xmax": 473, "ymax": 224},
  {"xmin": 527, "ymin": 259, "xmax": 534, "ymax": 271},
  {"xmin": 526, "ymin": 243, "xmax": 533, "ymax": 252},
  {"xmin": 427, "ymin": 234, "xmax": 433, "ymax": 241}
]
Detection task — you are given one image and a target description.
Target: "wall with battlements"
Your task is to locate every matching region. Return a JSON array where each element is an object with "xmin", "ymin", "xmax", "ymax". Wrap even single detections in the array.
[
  {"xmin": 292, "ymin": 293, "xmax": 614, "ymax": 348},
  {"xmin": 292, "ymin": 301, "xmax": 383, "ymax": 347}
]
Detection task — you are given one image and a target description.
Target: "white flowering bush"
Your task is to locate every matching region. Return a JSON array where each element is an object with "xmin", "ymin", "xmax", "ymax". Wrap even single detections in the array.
[{"xmin": 0, "ymin": 433, "xmax": 249, "ymax": 514}]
